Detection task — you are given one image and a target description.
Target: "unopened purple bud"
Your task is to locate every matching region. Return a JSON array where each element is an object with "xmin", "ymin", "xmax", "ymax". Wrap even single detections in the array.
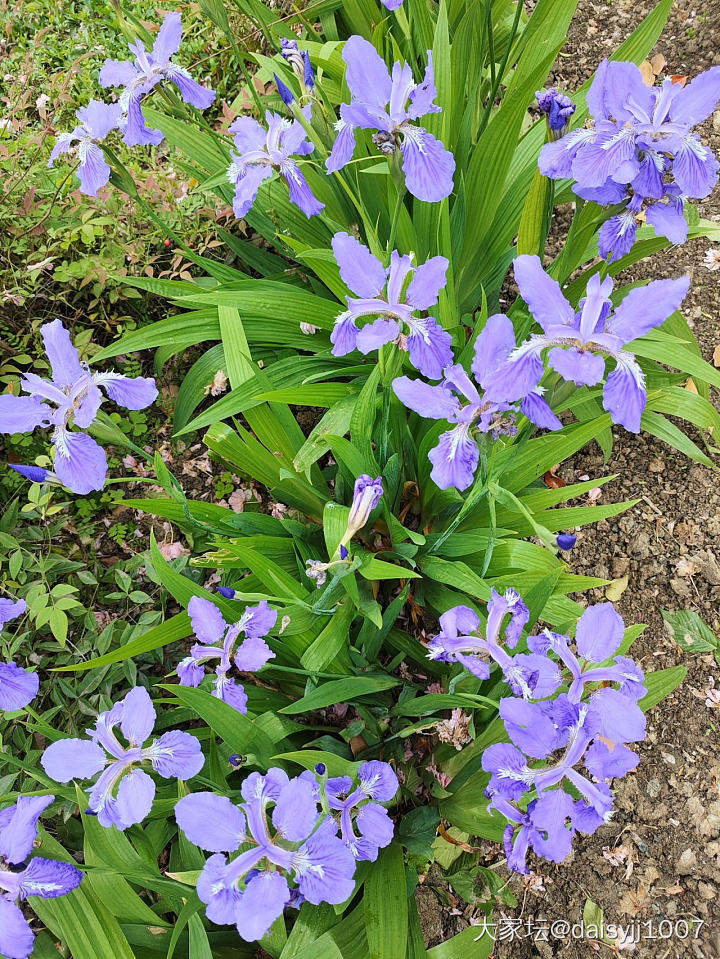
[
  {"xmin": 315, "ymin": 762, "xmax": 327, "ymax": 775},
  {"xmin": 346, "ymin": 475, "xmax": 383, "ymax": 539},
  {"xmin": 228, "ymin": 754, "xmax": 245, "ymax": 769},
  {"xmin": 274, "ymin": 73, "xmax": 295, "ymax": 106},
  {"xmin": 339, "ymin": 545, "xmax": 349, "ymax": 560},
  {"xmin": 281, "ymin": 38, "xmax": 314, "ymax": 91},
  {"xmin": 556, "ymin": 533, "xmax": 577, "ymax": 551},
  {"xmin": 302, "ymin": 50, "xmax": 314, "ymax": 90},
  {"xmin": 10, "ymin": 464, "xmax": 49, "ymax": 482},
  {"xmin": 535, "ymin": 87, "xmax": 575, "ymax": 133},
  {"xmin": 217, "ymin": 586, "xmax": 236, "ymax": 599},
  {"xmin": 84, "ymin": 808, "xmax": 98, "ymax": 816}
]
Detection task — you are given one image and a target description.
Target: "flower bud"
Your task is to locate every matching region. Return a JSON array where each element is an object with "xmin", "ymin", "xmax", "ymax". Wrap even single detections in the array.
[
  {"xmin": 10, "ymin": 464, "xmax": 50, "ymax": 483},
  {"xmin": 274, "ymin": 73, "xmax": 295, "ymax": 106},
  {"xmin": 281, "ymin": 38, "xmax": 314, "ymax": 93},
  {"xmin": 556, "ymin": 533, "xmax": 577, "ymax": 551},
  {"xmin": 535, "ymin": 87, "xmax": 576, "ymax": 139},
  {"xmin": 345, "ymin": 475, "xmax": 383, "ymax": 541}
]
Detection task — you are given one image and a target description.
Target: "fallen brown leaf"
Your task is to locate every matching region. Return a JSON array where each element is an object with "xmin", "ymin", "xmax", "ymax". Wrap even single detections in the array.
[
  {"xmin": 618, "ymin": 869, "xmax": 659, "ymax": 917},
  {"xmin": 650, "ymin": 53, "xmax": 666, "ymax": 75},
  {"xmin": 349, "ymin": 734, "xmax": 367, "ymax": 756},
  {"xmin": 675, "ymin": 558, "xmax": 701, "ymax": 577},
  {"xmin": 543, "ymin": 469, "xmax": 566, "ymax": 488},
  {"xmin": 605, "ymin": 574, "xmax": 629, "ymax": 602}
]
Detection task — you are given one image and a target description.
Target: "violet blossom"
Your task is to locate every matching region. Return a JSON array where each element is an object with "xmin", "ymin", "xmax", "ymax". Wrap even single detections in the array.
[
  {"xmin": 480, "ymin": 599, "xmax": 646, "ymax": 874},
  {"xmin": 0, "ymin": 599, "xmax": 38, "ymax": 713},
  {"xmin": 324, "ymin": 760, "xmax": 399, "ymax": 861},
  {"xmin": 305, "ymin": 475, "xmax": 383, "ymax": 587},
  {"xmin": 393, "ymin": 313, "xmax": 561, "ymax": 491},
  {"xmin": 177, "ymin": 596, "xmax": 277, "ymax": 713},
  {"xmin": 0, "ymin": 319, "xmax": 157, "ymax": 494},
  {"xmin": 483, "ymin": 255, "xmax": 690, "ymax": 433},
  {"xmin": 226, "ymin": 109, "xmax": 323, "ymax": 218},
  {"xmin": 41, "ymin": 686, "xmax": 204, "ymax": 829},
  {"xmin": 0, "ymin": 796, "xmax": 83, "ymax": 959},
  {"xmin": 428, "ymin": 589, "xmax": 560, "ymax": 700},
  {"xmin": 539, "ymin": 61, "xmax": 720, "ymax": 260},
  {"xmin": 527, "ymin": 602, "xmax": 646, "ymax": 706},
  {"xmin": 330, "ymin": 231, "xmax": 452, "ymax": 378},
  {"xmin": 327, "ymin": 36, "xmax": 455, "ymax": 203},
  {"xmin": 175, "ymin": 768, "xmax": 356, "ymax": 941},
  {"xmin": 99, "ymin": 12, "xmax": 215, "ymax": 147},
  {"xmin": 48, "ymin": 100, "xmax": 122, "ymax": 196}
]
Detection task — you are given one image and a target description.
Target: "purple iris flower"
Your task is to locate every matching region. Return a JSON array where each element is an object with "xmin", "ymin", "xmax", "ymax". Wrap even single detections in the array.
[
  {"xmin": 226, "ymin": 108, "xmax": 323, "ymax": 218},
  {"xmin": 380, "ymin": 0, "xmax": 405, "ymax": 8},
  {"xmin": 393, "ymin": 313, "xmax": 561, "ymax": 491},
  {"xmin": 497, "ymin": 696, "xmax": 640, "ymax": 859},
  {"xmin": 0, "ymin": 796, "xmax": 83, "ymax": 959},
  {"xmin": 490, "ymin": 790, "xmax": 578, "ymax": 874},
  {"xmin": 327, "ymin": 36, "xmax": 455, "ymax": 203},
  {"xmin": 48, "ymin": 100, "xmax": 122, "ymax": 196},
  {"xmin": 324, "ymin": 761, "xmax": 398, "ymax": 861},
  {"xmin": 535, "ymin": 87, "xmax": 576, "ymax": 134},
  {"xmin": 175, "ymin": 768, "xmax": 356, "ymax": 942},
  {"xmin": 428, "ymin": 590, "xmax": 561, "ymax": 700},
  {"xmin": 543, "ymin": 60, "xmax": 720, "ymax": 196},
  {"xmin": 0, "ymin": 319, "xmax": 157, "ymax": 494},
  {"xmin": 280, "ymin": 39, "xmax": 314, "ymax": 93},
  {"xmin": 0, "ymin": 599, "xmax": 38, "ymax": 714},
  {"xmin": 99, "ymin": 12, "xmax": 215, "ymax": 147},
  {"xmin": 528, "ymin": 603, "xmax": 646, "ymax": 705},
  {"xmin": 479, "ymin": 599, "xmax": 645, "ymax": 874},
  {"xmin": 177, "ymin": 597, "xmax": 277, "ymax": 714},
  {"xmin": 483, "ymin": 695, "xmax": 628, "ymax": 869},
  {"xmin": 586, "ymin": 182, "xmax": 690, "ymax": 263},
  {"xmin": 540, "ymin": 62, "xmax": 720, "ymax": 260},
  {"xmin": 330, "ymin": 232, "xmax": 452, "ymax": 378},
  {"xmin": 41, "ymin": 686, "xmax": 204, "ymax": 829},
  {"xmin": 306, "ymin": 475, "xmax": 383, "ymax": 586},
  {"xmin": 484, "ymin": 255, "xmax": 690, "ymax": 433}
]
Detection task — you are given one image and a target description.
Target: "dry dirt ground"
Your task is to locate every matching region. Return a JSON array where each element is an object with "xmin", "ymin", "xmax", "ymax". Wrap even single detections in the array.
[{"xmin": 417, "ymin": 2, "xmax": 720, "ymax": 956}]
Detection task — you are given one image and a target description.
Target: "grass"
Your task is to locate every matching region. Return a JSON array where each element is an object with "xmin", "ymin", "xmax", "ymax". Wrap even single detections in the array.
[
  {"xmin": 0, "ymin": 0, "xmax": 240, "ymax": 744},
  {"xmin": 0, "ymin": 0, "xmax": 235, "ymax": 313}
]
